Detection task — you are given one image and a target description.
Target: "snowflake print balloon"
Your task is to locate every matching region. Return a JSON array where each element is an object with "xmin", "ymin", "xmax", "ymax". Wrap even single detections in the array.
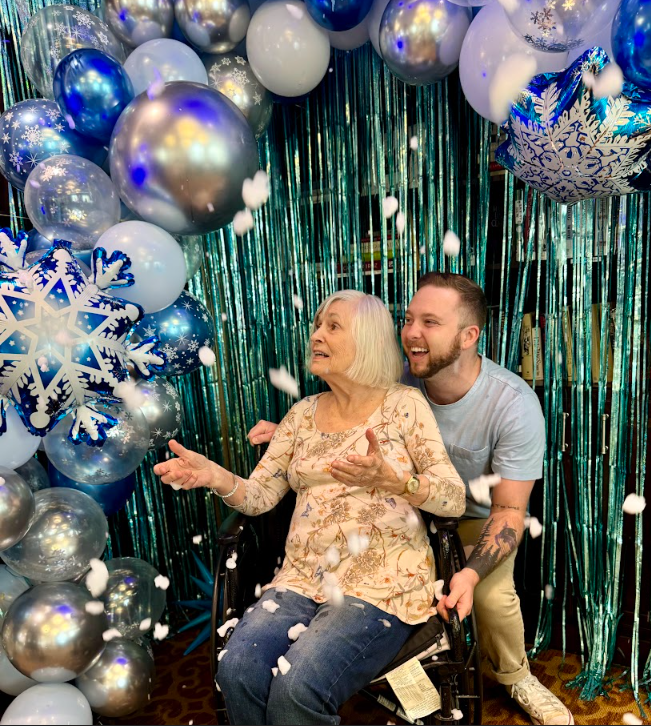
[
  {"xmin": 20, "ymin": 4, "xmax": 126, "ymax": 99},
  {"xmin": 0, "ymin": 231, "xmax": 165, "ymax": 443},
  {"xmin": 496, "ymin": 47, "xmax": 651, "ymax": 204},
  {"xmin": 0, "ymin": 100, "xmax": 106, "ymax": 191},
  {"xmin": 132, "ymin": 291, "xmax": 216, "ymax": 377}
]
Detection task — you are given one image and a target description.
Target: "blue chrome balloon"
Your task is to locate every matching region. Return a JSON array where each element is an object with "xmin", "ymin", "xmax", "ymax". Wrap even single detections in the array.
[
  {"xmin": 496, "ymin": 47, "xmax": 651, "ymax": 204},
  {"xmin": 48, "ymin": 465, "xmax": 136, "ymax": 516},
  {"xmin": 0, "ymin": 100, "xmax": 106, "ymax": 191},
  {"xmin": 305, "ymin": 0, "xmax": 373, "ymax": 31},
  {"xmin": 132, "ymin": 291, "xmax": 216, "ymax": 376},
  {"xmin": 612, "ymin": 0, "xmax": 651, "ymax": 90},
  {"xmin": 53, "ymin": 49, "xmax": 134, "ymax": 144}
]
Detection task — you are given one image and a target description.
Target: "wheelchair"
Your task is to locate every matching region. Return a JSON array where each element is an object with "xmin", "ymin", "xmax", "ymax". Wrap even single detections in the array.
[{"xmin": 210, "ymin": 492, "xmax": 483, "ymax": 725}]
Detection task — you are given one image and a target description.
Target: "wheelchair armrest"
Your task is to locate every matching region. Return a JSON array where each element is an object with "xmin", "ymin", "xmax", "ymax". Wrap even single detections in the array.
[
  {"xmin": 217, "ymin": 510, "xmax": 250, "ymax": 546},
  {"xmin": 431, "ymin": 516, "xmax": 460, "ymax": 531},
  {"xmin": 446, "ymin": 606, "xmax": 465, "ymax": 662}
]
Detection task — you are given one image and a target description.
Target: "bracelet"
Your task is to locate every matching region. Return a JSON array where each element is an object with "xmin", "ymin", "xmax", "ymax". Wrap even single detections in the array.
[{"xmin": 211, "ymin": 475, "xmax": 240, "ymax": 500}]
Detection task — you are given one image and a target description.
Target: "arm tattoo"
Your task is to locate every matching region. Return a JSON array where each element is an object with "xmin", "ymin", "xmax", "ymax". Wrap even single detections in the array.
[
  {"xmin": 465, "ymin": 517, "xmax": 519, "ymax": 581},
  {"xmin": 491, "ymin": 503, "xmax": 524, "ymax": 512}
]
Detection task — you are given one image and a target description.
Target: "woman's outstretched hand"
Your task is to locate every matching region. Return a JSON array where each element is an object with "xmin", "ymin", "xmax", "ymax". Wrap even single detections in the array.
[
  {"xmin": 153, "ymin": 439, "xmax": 220, "ymax": 491},
  {"xmin": 331, "ymin": 429, "xmax": 403, "ymax": 492}
]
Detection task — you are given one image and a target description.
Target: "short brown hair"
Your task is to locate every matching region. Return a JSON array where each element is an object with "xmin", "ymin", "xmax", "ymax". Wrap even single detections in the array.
[{"xmin": 417, "ymin": 272, "xmax": 487, "ymax": 330}]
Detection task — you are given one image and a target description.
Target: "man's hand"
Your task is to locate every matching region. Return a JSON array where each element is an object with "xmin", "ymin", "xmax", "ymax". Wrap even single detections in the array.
[
  {"xmin": 153, "ymin": 440, "xmax": 221, "ymax": 491},
  {"xmin": 436, "ymin": 568, "xmax": 480, "ymax": 622},
  {"xmin": 330, "ymin": 429, "xmax": 402, "ymax": 491},
  {"xmin": 247, "ymin": 420, "xmax": 278, "ymax": 446}
]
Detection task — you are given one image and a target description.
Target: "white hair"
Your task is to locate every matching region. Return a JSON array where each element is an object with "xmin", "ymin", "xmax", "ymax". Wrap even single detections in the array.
[{"xmin": 307, "ymin": 290, "xmax": 403, "ymax": 389}]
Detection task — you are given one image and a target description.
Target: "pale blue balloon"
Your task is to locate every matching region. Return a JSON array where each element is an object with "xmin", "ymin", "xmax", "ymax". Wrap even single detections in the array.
[
  {"xmin": 0, "ymin": 408, "xmax": 41, "ymax": 471},
  {"xmin": 95, "ymin": 221, "xmax": 187, "ymax": 313},
  {"xmin": 43, "ymin": 405, "xmax": 150, "ymax": 485},
  {"xmin": 123, "ymin": 38, "xmax": 208, "ymax": 95}
]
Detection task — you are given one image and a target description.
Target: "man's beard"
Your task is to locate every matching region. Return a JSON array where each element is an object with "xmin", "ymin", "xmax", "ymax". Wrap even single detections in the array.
[{"xmin": 407, "ymin": 332, "xmax": 463, "ymax": 379}]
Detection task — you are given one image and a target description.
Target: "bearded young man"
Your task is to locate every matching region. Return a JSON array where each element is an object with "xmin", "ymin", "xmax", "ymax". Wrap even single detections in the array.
[{"xmin": 248, "ymin": 273, "xmax": 573, "ymax": 726}]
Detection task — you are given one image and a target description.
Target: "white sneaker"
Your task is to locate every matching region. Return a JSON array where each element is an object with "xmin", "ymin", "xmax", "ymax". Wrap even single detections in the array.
[{"xmin": 508, "ymin": 674, "xmax": 574, "ymax": 725}]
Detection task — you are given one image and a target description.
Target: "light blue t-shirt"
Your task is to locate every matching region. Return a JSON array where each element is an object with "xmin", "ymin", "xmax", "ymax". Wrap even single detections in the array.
[{"xmin": 402, "ymin": 356, "xmax": 546, "ymax": 519}]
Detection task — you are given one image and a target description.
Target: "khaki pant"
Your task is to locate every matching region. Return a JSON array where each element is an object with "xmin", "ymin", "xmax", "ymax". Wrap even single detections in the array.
[{"xmin": 458, "ymin": 518, "xmax": 530, "ymax": 686}]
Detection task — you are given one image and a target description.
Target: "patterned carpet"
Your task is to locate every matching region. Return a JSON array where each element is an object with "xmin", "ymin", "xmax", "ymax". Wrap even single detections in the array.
[{"xmin": 0, "ymin": 632, "xmax": 645, "ymax": 725}]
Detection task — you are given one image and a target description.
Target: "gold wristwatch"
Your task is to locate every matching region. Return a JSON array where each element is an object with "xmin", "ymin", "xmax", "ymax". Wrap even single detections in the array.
[{"xmin": 403, "ymin": 475, "xmax": 420, "ymax": 496}]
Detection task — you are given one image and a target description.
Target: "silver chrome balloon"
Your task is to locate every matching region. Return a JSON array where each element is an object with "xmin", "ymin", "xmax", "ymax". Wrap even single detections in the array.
[
  {"xmin": 135, "ymin": 378, "xmax": 183, "ymax": 450},
  {"xmin": 0, "ymin": 565, "xmax": 29, "ymax": 624},
  {"xmin": 0, "ymin": 488, "xmax": 108, "ymax": 583},
  {"xmin": 174, "ymin": 0, "xmax": 251, "ymax": 53},
  {"xmin": 203, "ymin": 51, "xmax": 273, "ymax": 138},
  {"xmin": 0, "ymin": 469, "xmax": 34, "ymax": 553},
  {"xmin": 109, "ymin": 82, "xmax": 259, "ymax": 235},
  {"xmin": 20, "ymin": 5, "xmax": 126, "ymax": 99},
  {"xmin": 1, "ymin": 582, "xmax": 108, "ymax": 682},
  {"xmin": 104, "ymin": 0, "xmax": 174, "ymax": 47},
  {"xmin": 15, "ymin": 457, "xmax": 51, "ymax": 493},
  {"xmin": 176, "ymin": 234, "xmax": 205, "ymax": 279},
  {"xmin": 379, "ymin": 0, "xmax": 471, "ymax": 85},
  {"xmin": 75, "ymin": 638, "xmax": 154, "ymax": 717},
  {"xmin": 93, "ymin": 557, "xmax": 166, "ymax": 640}
]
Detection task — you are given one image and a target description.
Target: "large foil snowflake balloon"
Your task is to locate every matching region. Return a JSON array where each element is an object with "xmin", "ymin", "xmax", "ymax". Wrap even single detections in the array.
[
  {"xmin": 0, "ymin": 231, "xmax": 165, "ymax": 442},
  {"xmin": 496, "ymin": 47, "xmax": 651, "ymax": 204}
]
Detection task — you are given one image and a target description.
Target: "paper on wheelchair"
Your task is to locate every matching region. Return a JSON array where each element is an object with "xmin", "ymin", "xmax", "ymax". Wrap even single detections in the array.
[{"xmin": 385, "ymin": 658, "xmax": 442, "ymax": 721}]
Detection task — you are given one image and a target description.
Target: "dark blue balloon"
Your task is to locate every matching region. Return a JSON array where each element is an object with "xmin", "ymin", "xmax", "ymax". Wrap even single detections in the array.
[
  {"xmin": 48, "ymin": 464, "xmax": 136, "ymax": 516},
  {"xmin": 132, "ymin": 291, "xmax": 216, "ymax": 376},
  {"xmin": 613, "ymin": 0, "xmax": 651, "ymax": 90},
  {"xmin": 53, "ymin": 49, "xmax": 134, "ymax": 144},
  {"xmin": 305, "ymin": 0, "xmax": 373, "ymax": 31}
]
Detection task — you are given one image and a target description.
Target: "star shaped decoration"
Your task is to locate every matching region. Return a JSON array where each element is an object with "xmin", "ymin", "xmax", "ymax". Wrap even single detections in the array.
[
  {"xmin": 496, "ymin": 47, "xmax": 651, "ymax": 204},
  {"xmin": 0, "ymin": 234, "xmax": 165, "ymax": 442}
]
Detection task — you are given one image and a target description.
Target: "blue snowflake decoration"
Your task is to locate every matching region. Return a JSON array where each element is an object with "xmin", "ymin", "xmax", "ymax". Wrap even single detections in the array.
[
  {"xmin": 496, "ymin": 47, "xmax": 651, "ymax": 204},
  {"xmin": 175, "ymin": 551, "xmax": 215, "ymax": 656},
  {"xmin": 0, "ymin": 231, "xmax": 165, "ymax": 441}
]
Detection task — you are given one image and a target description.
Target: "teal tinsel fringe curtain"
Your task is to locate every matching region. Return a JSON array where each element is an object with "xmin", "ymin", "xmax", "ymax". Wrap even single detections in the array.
[{"xmin": 1, "ymin": 0, "xmax": 650, "ymax": 704}]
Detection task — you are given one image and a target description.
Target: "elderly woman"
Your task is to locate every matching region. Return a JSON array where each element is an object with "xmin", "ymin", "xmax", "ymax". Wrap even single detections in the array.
[{"xmin": 154, "ymin": 290, "xmax": 465, "ymax": 726}]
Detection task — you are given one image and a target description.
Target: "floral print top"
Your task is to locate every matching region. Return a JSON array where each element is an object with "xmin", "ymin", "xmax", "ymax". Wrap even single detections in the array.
[{"xmin": 230, "ymin": 384, "xmax": 466, "ymax": 624}]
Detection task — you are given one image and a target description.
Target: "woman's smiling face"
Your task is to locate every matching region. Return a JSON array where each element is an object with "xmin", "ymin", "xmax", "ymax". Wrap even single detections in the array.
[{"xmin": 309, "ymin": 300, "xmax": 357, "ymax": 379}]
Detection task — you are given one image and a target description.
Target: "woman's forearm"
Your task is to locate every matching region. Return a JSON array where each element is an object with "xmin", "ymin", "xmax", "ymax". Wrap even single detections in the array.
[{"xmin": 210, "ymin": 469, "xmax": 247, "ymax": 508}]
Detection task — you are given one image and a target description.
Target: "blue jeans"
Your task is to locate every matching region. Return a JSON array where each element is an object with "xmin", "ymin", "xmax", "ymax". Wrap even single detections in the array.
[{"xmin": 217, "ymin": 588, "xmax": 414, "ymax": 725}]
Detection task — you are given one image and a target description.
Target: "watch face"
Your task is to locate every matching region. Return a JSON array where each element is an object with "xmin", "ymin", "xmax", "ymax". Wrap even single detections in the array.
[{"xmin": 407, "ymin": 477, "xmax": 420, "ymax": 494}]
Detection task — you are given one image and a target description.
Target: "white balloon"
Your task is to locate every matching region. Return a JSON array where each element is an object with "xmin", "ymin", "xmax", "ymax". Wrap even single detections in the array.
[
  {"xmin": 0, "ymin": 408, "xmax": 40, "ymax": 470},
  {"xmin": 246, "ymin": 1, "xmax": 331, "ymax": 97},
  {"xmin": 565, "ymin": 22, "xmax": 614, "ymax": 66},
  {"xmin": 458, "ymin": 2, "xmax": 568, "ymax": 122},
  {"xmin": 94, "ymin": 221, "xmax": 187, "ymax": 313},
  {"xmin": 0, "ymin": 682, "xmax": 92, "ymax": 725},
  {"xmin": 0, "ymin": 639, "xmax": 36, "ymax": 696},
  {"xmin": 329, "ymin": 20, "xmax": 369, "ymax": 50},
  {"xmin": 123, "ymin": 38, "xmax": 208, "ymax": 95},
  {"xmin": 367, "ymin": 0, "xmax": 391, "ymax": 56}
]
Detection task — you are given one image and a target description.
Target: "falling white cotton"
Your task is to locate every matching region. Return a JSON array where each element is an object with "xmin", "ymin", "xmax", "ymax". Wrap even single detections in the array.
[
  {"xmin": 544, "ymin": 585, "xmax": 554, "ymax": 600},
  {"xmin": 199, "ymin": 346, "xmax": 216, "ymax": 367},
  {"xmin": 114, "ymin": 380, "xmax": 146, "ymax": 411},
  {"xmin": 255, "ymin": 583, "xmax": 262, "ymax": 598},
  {"xmin": 86, "ymin": 558, "xmax": 109, "ymax": 597},
  {"xmin": 379, "ymin": 619, "xmax": 392, "ymax": 628},
  {"xmin": 217, "ymin": 649, "xmax": 228, "ymax": 662},
  {"xmin": 468, "ymin": 473, "xmax": 501, "ymax": 508},
  {"xmin": 489, "ymin": 54, "xmax": 538, "ymax": 124},
  {"xmin": 226, "ymin": 556, "xmax": 238, "ymax": 570},
  {"xmin": 241, "ymin": 170, "xmax": 270, "ymax": 210},
  {"xmin": 325, "ymin": 545, "xmax": 341, "ymax": 567},
  {"xmin": 192, "ymin": 534, "xmax": 203, "ymax": 545},
  {"xmin": 443, "ymin": 230, "xmax": 461, "ymax": 257},
  {"xmin": 348, "ymin": 532, "xmax": 370, "ymax": 557},
  {"xmin": 409, "ymin": 136, "xmax": 419, "ymax": 151},
  {"xmin": 271, "ymin": 667, "xmax": 279, "ymax": 677},
  {"xmin": 433, "ymin": 579, "xmax": 445, "ymax": 601},
  {"xmin": 395, "ymin": 211, "xmax": 406, "ymax": 236},
  {"xmin": 583, "ymin": 63, "xmax": 624, "ymax": 100},
  {"xmin": 451, "ymin": 709, "xmax": 463, "ymax": 722},
  {"xmin": 269, "ymin": 365, "xmax": 300, "ymax": 398},
  {"xmin": 288, "ymin": 623, "xmax": 308, "ymax": 641},
  {"xmin": 525, "ymin": 516, "xmax": 543, "ymax": 539},
  {"xmin": 140, "ymin": 618, "xmax": 152, "ymax": 631},
  {"xmin": 262, "ymin": 600, "xmax": 280, "ymax": 613},
  {"xmin": 84, "ymin": 601, "xmax": 105, "ymax": 615},
  {"xmin": 233, "ymin": 209, "xmax": 254, "ymax": 236},
  {"xmin": 292, "ymin": 294, "xmax": 304, "ymax": 311},
  {"xmin": 622, "ymin": 493, "xmax": 646, "ymax": 515},
  {"xmin": 217, "ymin": 617, "xmax": 239, "ymax": 637},
  {"xmin": 277, "ymin": 655, "xmax": 292, "ymax": 675},
  {"xmin": 623, "ymin": 713, "xmax": 643, "ymax": 725},
  {"xmin": 382, "ymin": 196, "xmax": 399, "ymax": 219},
  {"xmin": 170, "ymin": 483, "xmax": 183, "ymax": 491},
  {"xmin": 103, "ymin": 628, "xmax": 122, "ymax": 642},
  {"xmin": 155, "ymin": 575, "xmax": 170, "ymax": 590},
  {"xmin": 153, "ymin": 623, "xmax": 169, "ymax": 640}
]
